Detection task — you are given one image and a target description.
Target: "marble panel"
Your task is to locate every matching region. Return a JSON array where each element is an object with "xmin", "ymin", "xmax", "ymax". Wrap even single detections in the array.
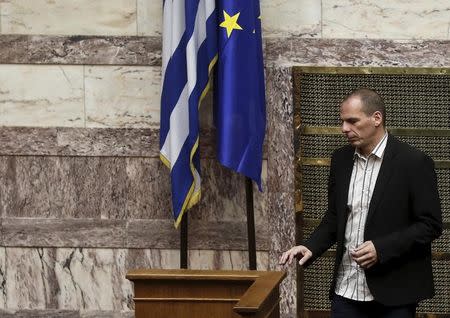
[
  {"xmin": 0, "ymin": 126, "xmax": 218, "ymax": 158},
  {"xmin": 137, "ymin": 0, "xmax": 162, "ymax": 36},
  {"xmin": 56, "ymin": 127, "xmax": 158, "ymax": 157},
  {"xmin": 0, "ymin": 156, "xmax": 171, "ymax": 219},
  {"xmin": 264, "ymin": 38, "xmax": 450, "ymax": 68},
  {"xmin": 0, "ymin": 35, "xmax": 162, "ymax": 65},
  {"xmin": 0, "ymin": 0, "xmax": 137, "ymax": 36},
  {"xmin": 0, "ymin": 156, "xmax": 126, "ymax": 218},
  {"xmin": 0, "ymin": 156, "xmax": 70, "ymax": 218},
  {"xmin": 0, "ymin": 35, "xmax": 28, "ymax": 63},
  {"xmin": 266, "ymin": 67, "xmax": 295, "ymax": 194},
  {"xmin": 323, "ymin": 0, "xmax": 450, "ymax": 39},
  {"xmin": 85, "ymin": 66, "xmax": 161, "ymax": 128},
  {"xmin": 268, "ymin": 192, "xmax": 296, "ymax": 318},
  {"xmin": 0, "ymin": 127, "xmax": 57, "ymax": 156},
  {"xmin": 54, "ymin": 248, "xmax": 131, "ymax": 311},
  {"xmin": 2, "ymin": 218, "xmax": 126, "ymax": 248},
  {"xmin": 0, "ymin": 65, "xmax": 84, "ymax": 127},
  {"xmin": 5, "ymin": 248, "xmax": 57, "ymax": 309},
  {"xmin": 260, "ymin": 0, "xmax": 321, "ymax": 37},
  {"xmin": 123, "ymin": 158, "xmax": 171, "ymax": 219},
  {"xmin": 126, "ymin": 219, "xmax": 268, "ymax": 250}
]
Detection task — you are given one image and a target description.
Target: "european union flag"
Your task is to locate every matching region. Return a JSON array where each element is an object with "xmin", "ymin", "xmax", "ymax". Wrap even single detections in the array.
[{"xmin": 215, "ymin": 0, "xmax": 266, "ymax": 189}]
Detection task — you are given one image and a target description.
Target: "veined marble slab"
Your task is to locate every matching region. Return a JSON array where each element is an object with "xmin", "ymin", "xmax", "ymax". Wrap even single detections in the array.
[
  {"xmin": 137, "ymin": 0, "xmax": 162, "ymax": 36},
  {"xmin": 54, "ymin": 248, "xmax": 131, "ymax": 310},
  {"xmin": 261, "ymin": 0, "xmax": 321, "ymax": 37},
  {"xmin": 323, "ymin": 0, "xmax": 450, "ymax": 39},
  {"xmin": 0, "ymin": 65, "xmax": 84, "ymax": 127},
  {"xmin": 85, "ymin": 66, "xmax": 161, "ymax": 128},
  {"xmin": 5, "ymin": 248, "xmax": 57, "ymax": 309},
  {"xmin": 0, "ymin": 0, "xmax": 137, "ymax": 36},
  {"xmin": 4, "ymin": 248, "xmax": 133, "ymax": 311},
  {"xmin": 0, "ymin": 35, "xmax": 162, "ymax": 65}
]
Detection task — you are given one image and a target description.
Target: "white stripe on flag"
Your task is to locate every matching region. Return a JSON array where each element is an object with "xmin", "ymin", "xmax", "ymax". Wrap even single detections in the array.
[
  {"xmin": 161, "ymin": 0, "xmax": 185, "ymax": 87},
  {"xmin": 160, "ymin": 0, "xmax": 215, "ymax": 167}
]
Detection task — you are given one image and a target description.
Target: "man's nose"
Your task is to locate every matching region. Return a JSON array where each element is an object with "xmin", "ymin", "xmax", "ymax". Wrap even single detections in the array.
[{"xmin": 341, "ymin": 122, "xmax": 349, "ymax": 133}]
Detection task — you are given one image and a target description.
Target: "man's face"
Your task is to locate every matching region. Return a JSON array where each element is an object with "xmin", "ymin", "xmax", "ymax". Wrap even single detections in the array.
[{"xmin": 340, "ymin": 97, "xmax": 379, "ymax": 151}]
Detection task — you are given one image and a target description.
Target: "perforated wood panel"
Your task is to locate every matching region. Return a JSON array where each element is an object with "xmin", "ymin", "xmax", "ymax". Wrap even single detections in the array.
[{"xmin": 294, "ymin": 67, "xmax": 450, "ymax": 315}]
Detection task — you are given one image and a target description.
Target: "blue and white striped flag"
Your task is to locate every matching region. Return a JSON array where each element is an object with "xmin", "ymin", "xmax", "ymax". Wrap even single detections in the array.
[{"xmin": 160, "ymin": 0, "xmax": 218, "ymax": 227}]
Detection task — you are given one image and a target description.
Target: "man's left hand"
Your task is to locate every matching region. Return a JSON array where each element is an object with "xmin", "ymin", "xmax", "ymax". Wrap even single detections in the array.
[{"xmin": 351, "ymin": 241, "xmax": 378, "ymax": 269}]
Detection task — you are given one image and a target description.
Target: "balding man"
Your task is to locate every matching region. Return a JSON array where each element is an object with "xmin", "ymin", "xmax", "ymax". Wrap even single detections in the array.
[{"xmin": 280, "ymin": 88, "xmax": 442, "ymax": 318}]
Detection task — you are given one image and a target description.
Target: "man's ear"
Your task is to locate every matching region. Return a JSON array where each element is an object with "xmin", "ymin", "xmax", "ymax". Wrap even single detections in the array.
[{"xmin": 373, "ymin": 111, "xmax": 383, "ymax": 127}]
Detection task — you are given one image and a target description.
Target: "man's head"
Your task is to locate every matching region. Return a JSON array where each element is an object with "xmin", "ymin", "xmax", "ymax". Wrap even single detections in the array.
[{"xmin": 340, "ymin": 88, "xmax": 386, "ymax": 156}]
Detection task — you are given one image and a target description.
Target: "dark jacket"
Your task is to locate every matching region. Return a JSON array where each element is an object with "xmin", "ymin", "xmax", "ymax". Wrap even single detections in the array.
[{"xmin": 304, "ymin": 134, "xmax": 442, "ymax": 306}]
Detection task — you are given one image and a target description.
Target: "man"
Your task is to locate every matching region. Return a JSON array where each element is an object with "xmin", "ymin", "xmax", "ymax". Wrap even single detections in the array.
[{"xmin": 280, "ymin": 89, "xmax": 442, "ymax": 318}]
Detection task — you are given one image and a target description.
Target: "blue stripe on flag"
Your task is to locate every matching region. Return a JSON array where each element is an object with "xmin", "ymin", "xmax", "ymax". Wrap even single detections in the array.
[{"xmin": 160, "ymin": 0, "xmax": 201, "ymax": 149}]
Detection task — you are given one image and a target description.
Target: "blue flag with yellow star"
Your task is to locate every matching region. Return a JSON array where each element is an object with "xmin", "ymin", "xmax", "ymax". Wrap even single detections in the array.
[{"xmin": 215, "ymin": 0, "xmax": 266, "ymax": 189}]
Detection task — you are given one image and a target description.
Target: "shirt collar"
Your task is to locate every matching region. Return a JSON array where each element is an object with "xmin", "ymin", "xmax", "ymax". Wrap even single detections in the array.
[{"xmin": 354, "ymin": 131, "xmax": 388, "ymax": 160}]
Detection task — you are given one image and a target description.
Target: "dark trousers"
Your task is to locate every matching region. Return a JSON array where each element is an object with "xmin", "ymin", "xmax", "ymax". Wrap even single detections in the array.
[{"xmin": 331, "ymin": 294, "xmax": 417, "ymax": 318}]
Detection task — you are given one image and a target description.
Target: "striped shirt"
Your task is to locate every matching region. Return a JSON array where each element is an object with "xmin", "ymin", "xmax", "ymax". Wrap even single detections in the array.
[{"xmin": 335, "ymin": 132, "xmax": 388, "ymax": 301}]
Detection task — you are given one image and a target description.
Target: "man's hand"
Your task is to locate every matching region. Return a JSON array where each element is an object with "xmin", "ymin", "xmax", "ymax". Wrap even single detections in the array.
[
  {"xmin": 279, "ymin": 245, "xmax": 312, "ymax": 266},
  {"xmin": 351, "ymin": 241, "xmax": 378, "ymax": 269}
]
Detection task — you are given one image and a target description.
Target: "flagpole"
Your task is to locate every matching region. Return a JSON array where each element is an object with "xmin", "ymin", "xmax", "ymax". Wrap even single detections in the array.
[
  {"xmin": 245, "ymin": 177, "xmax": 257, "ymax": 270},
  {"xmin": 180, "ymin": 215, "xmax": 188, "ymax": 269}
]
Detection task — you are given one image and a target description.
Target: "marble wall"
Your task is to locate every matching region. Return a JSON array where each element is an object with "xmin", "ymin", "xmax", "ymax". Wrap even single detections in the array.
[{"xmin": 0, "ymin": 1, "xmax": 449, "ymax": 317}]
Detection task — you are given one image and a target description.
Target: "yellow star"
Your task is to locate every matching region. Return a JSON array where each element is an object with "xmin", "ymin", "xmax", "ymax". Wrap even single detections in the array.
[{"xmin": 219, "ymin": 10, "xmax": 243, "ymax": 38}]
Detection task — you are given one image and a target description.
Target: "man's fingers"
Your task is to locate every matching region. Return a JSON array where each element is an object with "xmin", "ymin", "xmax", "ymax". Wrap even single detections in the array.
[
  {"xmin": 354, "ymin": 254, "xmax": 370, "ymax": 264},
  {"xmin": 351, "ymin": 246, "xmax": 371, "ymax": 258},
  {"xmin": 280, "ymin": 246, "xmax": 312, "ymax": 267},
  {"xmin": 279, "ymin": 251, "xmax": 291, "ymax": 265},
  {"xmin": 287, "ymin": 252, "xmax": 295, "ymax": 265},
  {"xmin": 280, "ymin": 252, "xmax": 292, "ymax": 265},
  {"xmin": 279, "ymin": 248, "xmax": 296, "ymax": 265},
  {"xmin": 360, "ymin": 258, "xmax": 374, "ymax": 267},
  {"xmin": 354, "ymin": 241, "xmax": 370, "ymax": 251},
  {"xmin": 360, "ymin": 259, "xmax": 376, "ymax": 269}
]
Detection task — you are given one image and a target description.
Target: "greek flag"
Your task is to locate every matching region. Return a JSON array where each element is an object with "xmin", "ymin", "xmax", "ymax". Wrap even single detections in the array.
[
  {"xmin": 160, "ymin": 0, "xmax": 266, "ymax": 227},
  {"xmin": 160, "ymin": 0, "xmax": 218, "ymax": 227}
]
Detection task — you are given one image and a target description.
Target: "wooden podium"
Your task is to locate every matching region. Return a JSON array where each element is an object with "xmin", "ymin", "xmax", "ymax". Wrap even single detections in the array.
[{"xmin": 126, "ymin": 269, "xmax": 286, "ymax": 318}]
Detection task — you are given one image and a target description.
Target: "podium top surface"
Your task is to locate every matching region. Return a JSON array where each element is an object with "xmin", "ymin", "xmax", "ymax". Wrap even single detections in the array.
[{"xmin": 126, "ymin": 269, "xmax": 285, "ymax": 282}]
